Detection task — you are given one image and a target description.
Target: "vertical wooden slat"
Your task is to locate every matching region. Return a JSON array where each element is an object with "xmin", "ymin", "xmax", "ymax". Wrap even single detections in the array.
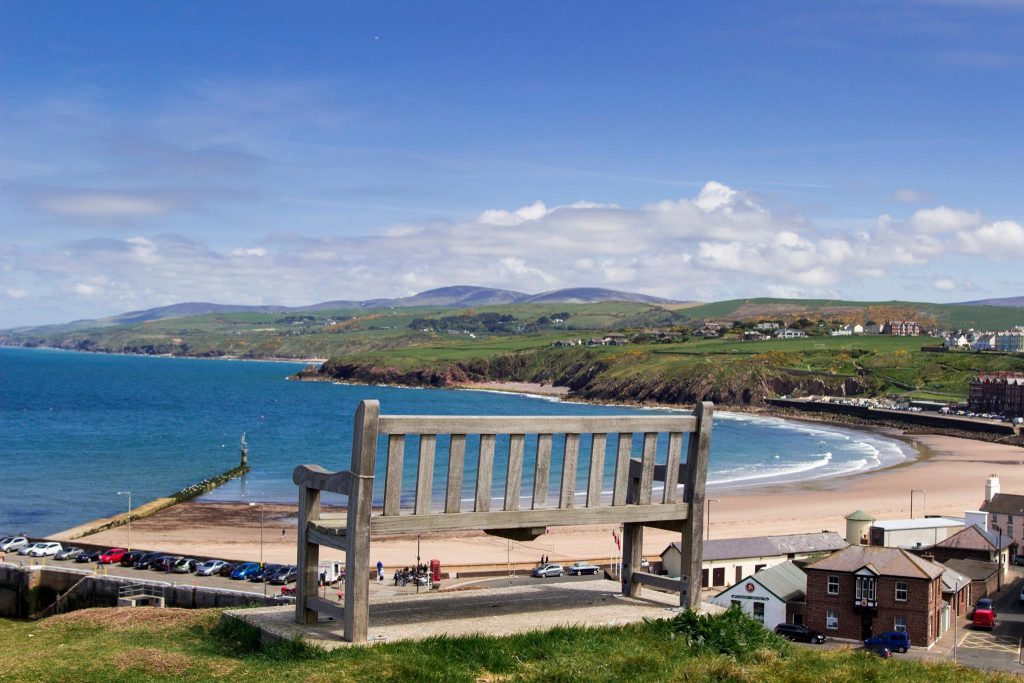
[
  {"xmin": 295, "ymin": 485, "xmax": 320, "ymax": 625},
  {"xmin": 445, "ymin": 434, "xmax": 466, "ymax": 513},
  {"xmin": 663, "ymin": 432, "xmax": 683, "ymax": 504},
  {"xmin": 559, "ymin": 433, "xmax": 580, "ymax": 509},
  {"xmin": 679, "ymin": 401, "xmax": 714, "ymax": 610},
  {"xmin": 638, "ymin": 432, "xmax": 658, "ymax": 505},
  {"xmin": 586, "ymin": 434, "xmax": 606, "ymax": 508},
  {"xmin": 475, "ymin": 434, "xmax": 495, "ymax": 512},
  {"xmin": 504, "ymin": 434, "xmax": 525, "ymax": 511},
  {"xmin": 414, "ymin": 434, "xmax": 436, "ymax": 515},
  {"xmin": 532, "ymin": 434, "xmax": 552, "ymax": 509},
  {"xmin": 383, "ymin": 435, "xmax": 405, "ymax": 516},
  {"xmin": 344, "ymin": 399, "xmax": 379, "ymax": 643},
  {"xmin": 611, "ymin": 433, "xmax": 632, "ymax": 506}
]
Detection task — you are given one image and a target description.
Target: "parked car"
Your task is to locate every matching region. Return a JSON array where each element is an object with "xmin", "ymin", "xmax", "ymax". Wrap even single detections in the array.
[
  {"xmin": 865, "ymin": 644, "xmax": 892, "ymax": 659},
  {"xmin": 0, "ymin": 537, "xmax": 28, "ymax": 553},
  {"xmin": 230, "ymin": 562, "xmax": 262, "ymax": 580},
  {"xmin": 119, "ymin": 551, "xmax": 144, "ymax": 567},
  {"xmin": 775, "ymin": 623, "xmax": 826, "ymax": 644},
  {"xmin": 154, "ymin": 555, "xmax": 183, "ymax": 572},
  {"xmin": 19, "ymin": 542, "xmax": 45, "ymax": 556},
  {"xmin": 76, "ymin": 549, "xmax": 103, "ymax": 563},
  {"xmin": 195, "ymin": 559, "xmax": 229, "ymax": 576},
  {"xmin": 28, "ymin": 542, "xmax": 62, "ymax": 557},
  {"xmin": 973, "ymin": 608, "xmax": 996, "ymax": 630},
  {"xmin": 531, "ymin": 563, "xmax": 564, "ymax": 578},
  {"xmin": 173, "ymin": 558, "xmax": 199, "ymax": 573},
  {"xmin": 133, "ymin": 552, "xmax": 165, "ymax": 570},
  {"xmin": 1019, "ymin": 585, "xmax": 1024, "ymax": 605},
  {"xmin": 864, "ymin": 631, "xmax": 910, "ymax": 653},
  {"xmin": 566, "ymin": 561, "xmax": 601, "ymax": 576},
  {"xmin": 218, "ymin": 562, "xmax": 238, "ymax": 577},
  {"xmin": 975, "ymin": 598, "xmax": 996, "ymax": 617},
  {"xmin": 250, "ymin": 564, "xmax": 283, "ymax": 582},
  {"xmin": 98, "ymin": 548, "xmax": 128, "ymax": 564},
  {"xmin": 55, "ymin": 546, "xmax": 84, "ymax": 561},
  {"xmin": 1014, "ymin": 555, "xmax": 1024, "ymax": 566},
  {"xmin": 268, "ymin": 565, "xmax": 298, "ymax": 585}
]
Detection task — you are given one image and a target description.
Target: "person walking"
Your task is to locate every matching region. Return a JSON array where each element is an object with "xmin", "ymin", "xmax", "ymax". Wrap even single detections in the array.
[{"xmin": 376, "ymin": 560, "xmax": 384, "ymax": 583}]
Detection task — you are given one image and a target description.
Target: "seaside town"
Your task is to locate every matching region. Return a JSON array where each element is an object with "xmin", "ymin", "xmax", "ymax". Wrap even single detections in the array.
[{"xmin": 5, "ymin": 2, "xmax": 1024, "ymax": 682}]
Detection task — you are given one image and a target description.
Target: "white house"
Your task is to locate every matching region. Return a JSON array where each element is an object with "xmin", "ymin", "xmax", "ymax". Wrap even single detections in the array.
[
  {"xmin": 710, "ymin": 561, "xmax": 808, "ymax": 629},
  {"xmin": 775, "ymin": 328, "xmax": 807, "ymax": 339},
  {"xmin": 868, "ymin": 517, "xmax": 964, "ymax": 549}
]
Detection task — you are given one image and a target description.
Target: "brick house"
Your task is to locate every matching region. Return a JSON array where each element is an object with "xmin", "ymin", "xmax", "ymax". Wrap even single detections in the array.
[
  {"xmin": 804, "ymin": 545, "xmax": 945, "ymax": 647},
  {"xmin": 968, "ymin": 372, "xmax": 1024, "ymax": 418},
  {"xmin": 883, "ymin": 320, "xmax": 920, "ymax": 336}
]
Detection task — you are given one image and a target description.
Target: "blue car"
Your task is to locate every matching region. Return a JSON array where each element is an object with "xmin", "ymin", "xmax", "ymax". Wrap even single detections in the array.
[
  {"xmin": 864, "ymin": 631, "xmax": 910, "ymax": 654},
  {"xmin": 230, "ymin": 562, "xmax": 262, "ymax": 580}
]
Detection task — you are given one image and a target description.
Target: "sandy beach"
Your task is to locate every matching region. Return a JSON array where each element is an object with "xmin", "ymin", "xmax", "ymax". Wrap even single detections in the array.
[{"xmin": 65, "ymin": 425, "xmax": 1024, "ymax": 574}]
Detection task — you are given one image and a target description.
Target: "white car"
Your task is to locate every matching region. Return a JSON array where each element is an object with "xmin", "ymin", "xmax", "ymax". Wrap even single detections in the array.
[
  {"xmin": 28, "ymin": 542, "xmax": 62, "ymax": 557},
  {"xmin": 0, "ymin": 537, "xmax": 28, "ymax": 553},
  {"xmin": 194, "ymin": 559, "xmax": 229, "ymax": 576},
  {"xmin": 19, "ymin": 542, "xmax": 45, "ymax": 556}
]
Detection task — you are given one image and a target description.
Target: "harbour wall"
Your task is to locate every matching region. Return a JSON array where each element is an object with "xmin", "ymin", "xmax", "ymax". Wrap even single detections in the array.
[{"xmin": 766, "ymin": 399, "xmax": 1017, "ymax": 435}]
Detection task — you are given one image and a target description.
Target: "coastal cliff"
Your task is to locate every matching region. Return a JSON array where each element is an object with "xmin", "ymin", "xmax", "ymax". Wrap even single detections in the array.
[{"xmin": 297, "ymin": 347, "xmax": 874, "ymax": 407}]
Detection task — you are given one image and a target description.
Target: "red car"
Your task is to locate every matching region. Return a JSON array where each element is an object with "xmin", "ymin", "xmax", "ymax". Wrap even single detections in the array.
[
  {"xmin": 973, "ymin": 608, "xmax": 996, "ymax": 630},
  {"xmin": 98, "ymin": 548, "xmax": 128, "ymax": 564}
]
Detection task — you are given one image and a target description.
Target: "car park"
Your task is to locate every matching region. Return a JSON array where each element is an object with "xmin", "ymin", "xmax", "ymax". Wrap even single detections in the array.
[
  {"xmin": 566, "ymin": 561, "xmax": 601, "ymax": 576},
  {"xmin": 28, "ymin": 542, "xmax": 62, "ymax": 557},
  {"xmin": 98, "ymin": 548, "xmax": 128, "ymax": 564},
  {"xmin": 864, "ymin": 631, "xmax": 910, "ymax": 653},
  {"xmin": 195, "ymin": 559, "xmax": 229, "ymax": 576},
  {"xmin": 173, "ymin": 558, "xmax": 199, "ymax": 573},
  {"xmin": 531, "ymin": 563, "xmax": 564, "ymax": 578},
  {"xmin": 268, "ymin": 565, "xmax": 298, "ymax": 585},
  {"xmin": 230, "ymin": 562, "xmax": 262, "ymax": 580},
  {"xmin": 218, "ymin": 562, "xmax": 238, "ymax": 577},
  {"xmin": 133, "ymin": 552, "xmax": 165, "ymax": 570},
  {"xmin": 0, "ymin": 537, "xmax": 28, "ymax": 553},
  {"xmin": 774, "ymin": 623, "xmax": 826, "ymax": 644},
  {"xmin": 55, "ymin": 546, "xmax": 83, "ymax": 561},
  {"xmin": 119, "ymin": 551, "xmax": 144, "ymax": 567}
]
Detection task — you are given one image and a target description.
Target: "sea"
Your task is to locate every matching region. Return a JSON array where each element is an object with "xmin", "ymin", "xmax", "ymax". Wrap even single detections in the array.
[{"xmin": 0, "ymin": 347, "xmax": 912, "ymax": 536}]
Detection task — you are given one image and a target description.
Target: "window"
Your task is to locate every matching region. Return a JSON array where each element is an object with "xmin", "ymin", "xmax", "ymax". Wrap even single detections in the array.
[
  {"xmin": 736, "ymin": 566, "xmax": 743, "ymax": 583},
  {"xmin": 754, "ymin": 563, "xmax": 767, "ymax": 572},
  {"xmin": 895, "ymin": 581, "xmax": 908, "ymax": 602},
  {"xmin": 753, "ymin": 602, "xmax": 765, "ymax": 624},
  {"xmin": 826, "ymin": 609, "xmax": 839, "ymax": 630},
  {"xmin": 894, "ymin": 616, "xmax": 907, "ymax": 633},
  {"xmin": 855, "ymin": 576, "xmax": 877, "ymax": 601},
  {"xmin": 731, "ymin": 600, "xmax": 741, "ymax": 609},
  {"xmin": 827, "ymin": 575, "xmax": 840, "ymax": 595}
]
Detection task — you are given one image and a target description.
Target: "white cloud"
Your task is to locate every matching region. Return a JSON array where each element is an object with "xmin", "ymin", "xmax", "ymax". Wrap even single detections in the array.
[
  {"xmin": 477, "ymin": 201, "xmax": 549, "ymax": 226},
  {"xmin": 933, "ymin": 278, "xmax": 957, "ymax": 291},
  {"xmin": 5, "ymin": 288, "xmax": 28, "ymax": 299},
  {"xmin": 958, "ymin": 220, "xmax": 1024, "ymax": 255},
  {"xmin": 73, "ymin": 282, "xmax": 99, "ymax": 296},
  {"xmin": 230, "ymin": 247, "xmax": 268, "ymax": 257},
  {"xmin": 889, "ymin": 188, "xmax": 934, "ymax": 204},
  {"xmin": 39, "ymin": 193, "xmax": 175, "ymax": 218},
  {"xmin": 910, "ymin": 205, "xmax": 982, "ymax": 233}
]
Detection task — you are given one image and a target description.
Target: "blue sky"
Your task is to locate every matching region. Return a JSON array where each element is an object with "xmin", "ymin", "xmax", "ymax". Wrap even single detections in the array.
[{"xmin": 2, "ymin": 1, "xmax": 1023, "ymax": 326}]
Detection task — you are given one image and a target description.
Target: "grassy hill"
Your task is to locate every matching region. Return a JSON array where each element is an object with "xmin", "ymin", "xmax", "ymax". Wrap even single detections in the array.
[{"xmin": 0, "ymin": 606, "xmax": 1011, "ymax": 682}]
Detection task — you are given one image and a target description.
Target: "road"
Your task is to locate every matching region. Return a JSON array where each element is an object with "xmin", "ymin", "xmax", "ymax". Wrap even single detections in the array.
[{"xmin": 952, "ymin": 573, "xmax": 1024, "ymax": 673}]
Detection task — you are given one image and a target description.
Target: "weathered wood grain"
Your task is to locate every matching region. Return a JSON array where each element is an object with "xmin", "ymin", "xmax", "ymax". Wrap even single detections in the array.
[
  {"xmin": 531, "ymin": 434, "xmax": 552, "ymax": 509},
  {"xmin": 612, "ymin": 433, "xmax": 632, "ymax": 506},
  {"xmin": 414, "ymin": 434, "xmax": 436, "ymax": 516},
  {"xmin": 475, "ymin": 434, "xmax": 495, "ymax": 513},
  {"xmin": 379, "ymin": 415, "xmax": 696, "ymax": 436},
  {"xmin": 383, "ymin": 435, "xmax": 404, "ymax": 516},
  {"xmin": 504, "ymin": 434, "xmax": 525, "ymax": 511},
  {"xmin": 559, "ymin": 433, "xmax": 580, "ymax": 509},
  {"xmin": 586, "ymin": 434, "xmax": 606, "ymax": 508},
  {"xmin": 445, "ymin": 435, "xmax": 466, "ymax": 514}
]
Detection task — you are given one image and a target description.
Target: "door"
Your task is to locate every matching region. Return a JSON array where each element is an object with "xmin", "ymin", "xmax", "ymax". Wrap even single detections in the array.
[
  {"xmin": 713, "ymin": 567, "xmax": 725, "ymax": 586},
  {"xmin": 736, "ymin": 566, "xmax": 743, "ymax": 583}
]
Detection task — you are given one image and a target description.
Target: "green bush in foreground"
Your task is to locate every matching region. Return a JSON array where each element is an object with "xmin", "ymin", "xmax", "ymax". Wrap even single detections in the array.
[{"xmin": 0, "ymin": 606, "xmax": 1017, "ymax": 683}]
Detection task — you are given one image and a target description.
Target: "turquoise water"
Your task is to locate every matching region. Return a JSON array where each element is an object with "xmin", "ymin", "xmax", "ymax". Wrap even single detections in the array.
[{"xmin": 0, "ymin": 347, "xmax": 910, "ymax": 535}]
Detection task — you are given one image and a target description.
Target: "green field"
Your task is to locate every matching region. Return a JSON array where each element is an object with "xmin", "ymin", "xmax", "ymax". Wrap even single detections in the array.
[{"xmin": 0, "ymin": 606, "xmax": 1012, "ymax": 683}]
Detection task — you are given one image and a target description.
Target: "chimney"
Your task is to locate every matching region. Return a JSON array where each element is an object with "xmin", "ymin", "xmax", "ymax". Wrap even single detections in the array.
[{"xmin": 986, "ymin": 474, "xmax": 1000, "ymax": 503}]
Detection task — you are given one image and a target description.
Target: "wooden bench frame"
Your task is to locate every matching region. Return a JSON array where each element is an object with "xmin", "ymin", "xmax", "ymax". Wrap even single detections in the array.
[{"xmin": 293, "ymin": 399, "xmax": 713, "ymax": 642}]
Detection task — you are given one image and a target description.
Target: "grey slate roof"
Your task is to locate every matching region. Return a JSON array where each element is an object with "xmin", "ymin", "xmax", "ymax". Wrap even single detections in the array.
[
  {"xmin": 941, "ymin": 558, "xmax": 999, "ymax": 581},
  {"xmin": 805, "ymin": 544, "xmax": 945, "ymax": 580},
  {"xmin": 940, "ymin": 567, "xmax": 971, "ymax": 592},
  {"xmin": 664, "ymin": 531, "xmax": 847, "ymax": 562},
  {"xmin": 752, "ymin": 561, "xmax": 807, "ymax": 602},
  {"xmin": 982, "ymin": 493, "xmax": 1024, "ymax": 516}
]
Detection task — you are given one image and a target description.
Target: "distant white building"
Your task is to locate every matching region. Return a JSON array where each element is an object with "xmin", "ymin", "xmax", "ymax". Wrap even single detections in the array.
[
  {"xmin": 775, "ymin": 328, "xmax": 807, "ymax": 339},
  {"xmin": 972, "ymin": 334, "xmax": 997, "ymax": 351},
  {"xmin": 831, "ymin": 324, "xmax": 864, "ymax": 336},
  {"xmin": 868, "ymin": 517, "xmax": 964, "ymax": 549},
  {"xmin": 755, "ymin": 322, "xmax": 781, "ymax": 331},
  {"xmin": 995, "ymin": 331, "xmax": 1024, "ymax": 353},
  {"xmin": 710, "ymin": 561, "xmax": 808, "ymax": 630}
]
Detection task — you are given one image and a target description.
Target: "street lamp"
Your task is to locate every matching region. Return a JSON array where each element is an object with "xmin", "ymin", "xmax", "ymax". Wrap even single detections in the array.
[
  {"xmin": 910, "ymin": 489, "xmax": 926, "ymax": 519},
  {"xmin": 706, "ymin": 498, "xmax": 721, "ymax": 540},
  {"xmin": 117, "ymin": 491, "xmax": 132, "ymax": 551},
  {"xmin": 249, "ymin": 502, "xmax": 265, "ymax": 596}
]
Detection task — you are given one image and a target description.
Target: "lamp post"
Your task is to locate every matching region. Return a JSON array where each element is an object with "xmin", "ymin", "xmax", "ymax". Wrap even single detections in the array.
[
  {"xmin": 249, "ymin": 502, "xmax": 265, "ymax": 596},
  {"xmin": 706, "ymin": 498, "xmax": 721, "ymax": 540},
  {"xmin": 117, "ymin": 491, "xmax": 132, "ymax": 551},
  {"xmin": 910, "ymin": 489, "xmax": 926, "ymax": 519}
]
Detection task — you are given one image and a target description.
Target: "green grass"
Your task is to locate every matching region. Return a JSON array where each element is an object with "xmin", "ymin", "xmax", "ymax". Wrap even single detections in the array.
[{"xmin": 0, "ymin": 606, "xmax": 1013, "ymax": 683}]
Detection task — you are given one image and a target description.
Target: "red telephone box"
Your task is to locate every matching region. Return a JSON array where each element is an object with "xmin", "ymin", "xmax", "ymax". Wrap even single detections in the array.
[{"xmin": 430, "ymin": 559, "xmax": 441, "ymax": 583}]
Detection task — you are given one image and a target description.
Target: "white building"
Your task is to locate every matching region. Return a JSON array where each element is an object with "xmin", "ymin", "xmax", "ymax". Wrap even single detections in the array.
[
  {"xmin": 775, "ymin": 328, "xmax": 807, "ymax": 339},
  {"xmin": 868, "ymin": 517, "xmax": 964, "ymax": 549},
  {"xmin": 710, "ymin": 561, "xmax": 808, "ymax": 629},
  {"xmin": 995, "ymin": 331, "xmax": 1024, "ymax": 353}
]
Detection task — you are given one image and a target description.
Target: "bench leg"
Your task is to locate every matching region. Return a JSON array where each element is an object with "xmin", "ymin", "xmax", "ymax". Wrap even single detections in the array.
[
  {"xmin": 621, "ymin": 522, "xmax": 644, "ymax": 597},
  {"xmin": 296, "ymin": 485, "xmax": 320, "ymax": 625}
]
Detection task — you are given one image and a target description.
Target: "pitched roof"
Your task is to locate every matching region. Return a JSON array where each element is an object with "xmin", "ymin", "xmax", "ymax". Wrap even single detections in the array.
[
  {"xmin": 940, "ymin": 567, "xmax": 971, "ymax": 592},
  {"xmin": 664, "ymin": 532, "xmax": 847, "ymax": 562},
  {"xmin": 804, "ymin": 545, "xmax": 945, "ymax": 580},
  {"xmin": 753, "ymin": 561, "xmax": 807, "ymax": 602},
  {"xmin": 982, "ymin": 493, "xmax": 1024, "ymax": 516},
  {"xmin": 845, "ymin": 509, "xmax": 876, "ymax": 521},
  {"xmin": 941, "ymin": 558, "xmax": 999, "ymax": 581},
  {"xmin": 931, "ymin": 524, "xmax": 1013, "ymax": 551}
]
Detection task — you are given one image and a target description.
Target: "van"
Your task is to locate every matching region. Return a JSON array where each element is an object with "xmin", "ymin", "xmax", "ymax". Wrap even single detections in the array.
[
  {"xmin": 864, "ymin": 631, "xmax": 911, "ymax": 653},
  {"xmin": 973, "ymin": 608, "xmax": 996, "ymax": 630}
]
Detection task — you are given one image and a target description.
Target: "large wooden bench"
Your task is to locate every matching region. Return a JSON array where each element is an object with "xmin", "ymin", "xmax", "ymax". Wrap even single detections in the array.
[{"xmin": 293, "ymin": 399, "xmax": 713, "ymax": 642}]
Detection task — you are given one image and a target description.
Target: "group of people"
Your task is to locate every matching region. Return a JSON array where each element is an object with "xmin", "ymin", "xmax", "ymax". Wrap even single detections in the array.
[
  {"xmin": 538, "ymin": 555, "xmax": 551, "ymax": 565},
  {"xmin": 392, "ymin": 563, "xmax": 430, "ymax": 587}
]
